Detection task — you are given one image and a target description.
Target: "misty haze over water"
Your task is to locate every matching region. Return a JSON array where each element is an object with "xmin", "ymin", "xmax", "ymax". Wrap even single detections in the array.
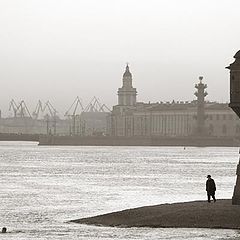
[{"xmin": 0, "ymin": 0, "xmax": 240, "ymax": 116}]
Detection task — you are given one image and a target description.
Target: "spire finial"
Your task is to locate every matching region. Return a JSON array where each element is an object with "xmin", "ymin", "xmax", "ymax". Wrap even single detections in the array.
[
  {"xmin": 126, "ymin": 62, "xmax": 129, "ymax": 71},
  {"xmin": 123, "ymin": 62, "xmax": 132, "ymax": 77}
]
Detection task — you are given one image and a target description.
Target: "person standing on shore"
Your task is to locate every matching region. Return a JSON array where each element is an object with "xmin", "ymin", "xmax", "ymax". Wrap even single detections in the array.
[{"xmin": 206, "ymin": 175, "xmax": 216, "ymax": 203}]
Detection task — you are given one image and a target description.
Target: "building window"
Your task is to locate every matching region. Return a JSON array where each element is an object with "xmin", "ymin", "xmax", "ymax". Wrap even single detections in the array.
[
  {"xmin": 216, "ymin": 115, "xmax": 219, "ymax": 120},
  {"xmin": 223, "ymin": 115, "xmax": 226, "ymax": 120},
  {"xmin": 229, "ymin": 115, "xmax": 233, "ymax": 120},
  {"xmin": 208, "ymin": 115, "xmax": 212, "ymax": 121}
]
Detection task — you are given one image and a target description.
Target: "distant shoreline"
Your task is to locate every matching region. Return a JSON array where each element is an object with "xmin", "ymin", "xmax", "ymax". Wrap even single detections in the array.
[
  {"xmin": 39, "ymin": 135, "xmax": 240, "ymax": 147},
  {"xmin": 70, "ymin": 199, "xmax": 240, "ymax": 229},
  {"xmin": 0, "ymin": 134, "xmax": 239, "ymax": 147}
]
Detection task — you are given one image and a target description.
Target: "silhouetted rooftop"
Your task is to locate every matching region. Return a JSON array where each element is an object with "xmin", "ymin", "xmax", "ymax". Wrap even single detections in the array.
[{"xmin": 234, "ymin": 50, "xmax": 240, "ymax": 58}]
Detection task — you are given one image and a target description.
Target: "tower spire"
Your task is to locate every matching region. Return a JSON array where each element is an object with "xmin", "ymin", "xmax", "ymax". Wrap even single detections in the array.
[
  {"xmin": 194, "ymin": 76, "xmax": 207, "ymax": 136},
  {"xmin": 117, "ymin": 64, "xmax": 137, "ymax": 106},
  {"xmin": 123, "ymin": 63, "xmax": 132, "ymax": 78}
]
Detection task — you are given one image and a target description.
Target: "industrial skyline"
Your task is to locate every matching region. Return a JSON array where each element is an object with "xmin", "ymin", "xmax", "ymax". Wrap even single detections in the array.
[
  {"xmin": 0, "ymin": 64, "xmax": 231, "ymax": 118},
  {"xmin": 0, "ymin": 65, "xmax": 238, "ymax": 140},
  {"xmin": 1, "ymin": 96, "xmax": 110, "ymax": 119}
]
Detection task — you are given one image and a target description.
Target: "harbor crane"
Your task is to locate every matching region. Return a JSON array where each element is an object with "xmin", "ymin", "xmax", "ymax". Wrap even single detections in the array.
[
  {"xmin": 32, "ymin": 100, "xmax": 43, "ymax": 119},
  {"xmin": 9, "ymin": 99, "xmax": 18, "ymax": 117},
  {"xmin": 32, "ymin": 100, "xmax": 58, "ymax": 119},
  {"xmin": 43, "ymin": 101, "xmax": 58, "ymax": 118},
  {"xmin": 9, "ymin": 99, "xmax": 32, "ymax": 118},
  {"xmin": 43, "ymin": 101, "xmax": 58, "ymax": 135},
  {"xmin": 84, "ymin": 96, "xmax": 111, "ymax": 112},
  {"xmin": 65, "ymin": 97, "xmax": 85, "ymax": 136},
  {"xmin": 32, "ymin": 100, "xmax": 58, "ymax": 134}
]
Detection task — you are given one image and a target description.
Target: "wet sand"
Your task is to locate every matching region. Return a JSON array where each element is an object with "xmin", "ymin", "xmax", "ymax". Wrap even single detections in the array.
[{"xmin": 71, "ymin": 199, "xmax": 240, "ymax": 229}]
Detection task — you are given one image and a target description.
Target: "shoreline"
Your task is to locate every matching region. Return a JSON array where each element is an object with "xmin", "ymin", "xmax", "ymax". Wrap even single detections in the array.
[
  {"xmin": 70, "ymin": 199, "xmax": 240, "ymax": 229},
  {"xmin": 38, "ymin": 135, "xmax": 240, "ymax": 147}
]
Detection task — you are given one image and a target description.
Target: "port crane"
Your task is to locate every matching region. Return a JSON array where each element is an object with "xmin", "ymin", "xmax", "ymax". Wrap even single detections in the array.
[
  {"xmin": 9, "ymin": 99, "xmax": 32, "ymax": 118},
  {"xmin": 65, "ymin": 97, "xmax": 85, "ymax": 136},
  {"xmin": 43, "ymin": 101, "xmax": 58, "ymax": 135},
  {"xmin": 84, "ymin": 96, "xmax": 111, "ymax": 112},
  {"xmin": 31, "ymin": 100, "xmax": 58, "ymax": 134},
  {"xmin": 32, "ymin": 100, "xmax": 43, "ymax": 119}
]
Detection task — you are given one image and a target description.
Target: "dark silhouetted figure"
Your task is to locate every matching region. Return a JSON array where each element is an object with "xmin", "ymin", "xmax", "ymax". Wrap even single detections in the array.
[
  {"xmin": 206, "ymin": 175, "xmax": 216, "ymax": 203},
  {"xmin": 1, "ymin": 227, "xmax": 7, "ymax": 233}
]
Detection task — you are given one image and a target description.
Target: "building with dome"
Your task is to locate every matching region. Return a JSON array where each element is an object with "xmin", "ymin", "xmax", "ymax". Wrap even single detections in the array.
[{"xmin": 110, "ymin": 65, "xmax": 240, "ymax": 139}]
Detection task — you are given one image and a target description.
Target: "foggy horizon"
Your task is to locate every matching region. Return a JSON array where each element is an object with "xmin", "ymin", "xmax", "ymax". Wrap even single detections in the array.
[{"xmin": 1, "ymin": 0, "xmax": 240, "ymax": 117}]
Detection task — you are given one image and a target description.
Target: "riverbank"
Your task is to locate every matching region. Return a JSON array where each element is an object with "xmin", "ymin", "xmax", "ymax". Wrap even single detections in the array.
[
  {"xmin": 0, "ymin": 133, "xmax": 39, "ymax": 142},
  {"xmin": 39, "ymin": 135, "xmax": 240, "ymax": 147},
  {"xmin": 71, "ymin": 199, "xmax": 240, "ymax": 229}
]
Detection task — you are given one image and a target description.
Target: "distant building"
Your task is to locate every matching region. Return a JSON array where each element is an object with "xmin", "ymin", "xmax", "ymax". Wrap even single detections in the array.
[
  {"xmin": 1, "ymin": 65, "xmax": 239, "ymax": 138},
  {"xmin": 111, "ymin": 65, "xmax": 239, "ymax": 138}
]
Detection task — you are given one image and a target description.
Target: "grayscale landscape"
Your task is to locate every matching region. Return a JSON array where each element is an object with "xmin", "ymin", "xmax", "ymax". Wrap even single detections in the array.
[{"xmin": 1, "ymin": 1, "xmax": 240, "ymax": 239}]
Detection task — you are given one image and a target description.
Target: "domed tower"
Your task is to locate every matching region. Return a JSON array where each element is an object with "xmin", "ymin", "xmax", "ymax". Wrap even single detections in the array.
[
  {"xmin": 117, "ymin": 64, "xmax": 137, "ymax": 106},
  {"xmin": 227, "ymin": 50, "xmax": 240, "ymax": 205}
]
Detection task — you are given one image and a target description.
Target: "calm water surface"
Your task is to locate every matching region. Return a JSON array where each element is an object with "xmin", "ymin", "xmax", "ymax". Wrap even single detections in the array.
[{"xmin": 0, "ymin": 141, "xmax": 240, "ymax": 239}]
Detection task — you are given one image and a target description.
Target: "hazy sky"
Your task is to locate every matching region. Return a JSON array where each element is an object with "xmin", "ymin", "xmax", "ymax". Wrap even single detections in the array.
[{"xmin": 0, "ymin": 0, "xmax": 240, "ymax": 117}]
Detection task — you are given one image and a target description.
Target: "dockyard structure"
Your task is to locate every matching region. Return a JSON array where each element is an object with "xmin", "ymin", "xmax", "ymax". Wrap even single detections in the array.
[
  {"xmin": 111, "ymin": 65, "xmax": 240, "ymax": 138},
  {"xmin": 0, "ymin": 99, "xmax": 110, "ymax": 136}
]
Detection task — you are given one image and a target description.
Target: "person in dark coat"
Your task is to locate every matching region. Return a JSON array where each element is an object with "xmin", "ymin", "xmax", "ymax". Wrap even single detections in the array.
[{"xmin": 206, "ymin": 175, "xmax": 216, "ymax": 203}]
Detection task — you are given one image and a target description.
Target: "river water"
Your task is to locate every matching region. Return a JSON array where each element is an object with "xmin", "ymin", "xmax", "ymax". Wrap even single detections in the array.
[{"xmin": 0, "ymin": 141, "xmax": 240, "ymax": 240}]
